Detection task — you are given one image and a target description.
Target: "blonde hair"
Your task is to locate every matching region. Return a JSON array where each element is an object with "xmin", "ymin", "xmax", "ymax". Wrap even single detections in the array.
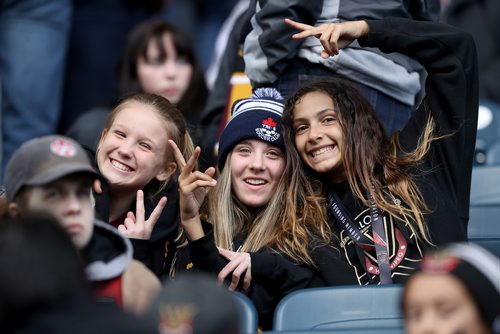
[
  {"xmin": 100, "ymin": 93, "xmax": 195, "ymax": 196},
  {"xmin": 208, "ymin": 150, "xmax": 330, "ymax": 266}
]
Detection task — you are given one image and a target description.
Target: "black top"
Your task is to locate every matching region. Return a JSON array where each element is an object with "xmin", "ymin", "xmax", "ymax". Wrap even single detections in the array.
[
  {"xmin": 94, "ymin": 180, "xmax": 180, "ymax": 278},
  {"xmin": 326, "ymin": 18, "xmax": 478, "ymax": 284},
  {"xmin": 172, "ymin": 223, "xmax": 357, "ymax": 330}
]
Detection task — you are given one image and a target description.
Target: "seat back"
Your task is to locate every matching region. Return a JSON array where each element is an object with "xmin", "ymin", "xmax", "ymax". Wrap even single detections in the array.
[
  {"xmin": 476, "ymin": 100, "xmax": 500, "ymax": 165},
  {"xmin": 273, "ymin": 285, "xmax": 404, "ymax": 332},
  {"xmin": 468, "ymin": 165, "xmax": 500, "ymax": 257},
  {"xmin": 233, "ymin": 292, "xmax": 258, "ymax": 334}
]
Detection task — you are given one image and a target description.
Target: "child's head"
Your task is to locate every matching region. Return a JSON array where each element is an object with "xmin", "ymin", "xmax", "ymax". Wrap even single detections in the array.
[
  {"xmin": 283, "ymin": 78, "xmax": 388, "ymax": 183},
  {"xmin": 5, "ymin": 135, "xmax": 99, "ymax": 249},
  {"xmin": 217, "ymin": 88, "xmax": 286, "ymax": 208},
  {"xmin": 0, "ymin": 213, "xmax": 90, "ymax": 330},
  {"xmin": 97, "ymin": 93, "xmax": 194, "ymax": 195},
  {"xmin": 119, "ymin": 19, "xmax": 207, "ymax": 119},
  {"xmin": 402, "ymin": 243, "xmax": 500, "ymax": 334},
  {"xmin": 148, "ymin": 273, "xmax": 240, "ymax": 334}
]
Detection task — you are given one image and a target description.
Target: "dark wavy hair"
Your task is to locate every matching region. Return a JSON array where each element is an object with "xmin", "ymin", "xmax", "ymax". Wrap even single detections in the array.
[{"xmin": 283, "ymin": 78, "xmax": 437, "ymax": 243}]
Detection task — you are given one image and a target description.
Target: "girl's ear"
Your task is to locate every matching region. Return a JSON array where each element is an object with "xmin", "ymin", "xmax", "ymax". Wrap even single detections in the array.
[
  {"xmin": 155, "ymin": 162, "xmax": 177, "ymax": 182},
  {"xmin": 8, "ymin": 202, "xmax": 21, "ymax": 217}
]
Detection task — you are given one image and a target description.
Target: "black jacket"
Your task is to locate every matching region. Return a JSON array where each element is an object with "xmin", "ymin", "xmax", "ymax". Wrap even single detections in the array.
[
  {"xmin": 172, "ymin": 224, "xmax": 357, "ymax": 330},
  {"xmin": 326, "ymin": 18, "xmax": 478, "ymax": 284}
]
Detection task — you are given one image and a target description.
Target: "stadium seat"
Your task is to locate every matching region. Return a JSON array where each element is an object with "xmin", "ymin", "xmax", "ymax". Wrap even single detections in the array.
[
  {"xmin": 468, "ymin": 165, "xmax": 500, "ymax": 257},
  {"xmin": 476, "ymin": 100, "xmax": 500, "ymax": 165},
  {"xmin": 272, "ymin": 285, "xmax": 404, "ymax": 333},
  {"xmin": 486, "ymin": 141, "xmax": 500, "ymax": 165},
  {"xmin": 233, "ymin": 292, "xmax": 259, "ymax": 334}
]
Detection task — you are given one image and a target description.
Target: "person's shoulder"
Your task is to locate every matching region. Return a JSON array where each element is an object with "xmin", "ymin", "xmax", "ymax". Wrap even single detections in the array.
[{"xmin": 122, "ymin": 259, "xmax": 162, "ymax": 315}]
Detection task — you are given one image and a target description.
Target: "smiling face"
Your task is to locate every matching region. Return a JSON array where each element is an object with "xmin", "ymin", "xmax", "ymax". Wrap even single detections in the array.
[
  {"xmin": 292, "ymin": 91, "xmax": 346, "ymax": 184},
  {"xmin": 21, "ymin": 174, "xmax": 94, "ymax": 249},
  {"xmin": 229, "ymin": 139, "xmax": 285, "ymax": 208},
  {"xmin": 97, "ymin": 101, "xmax": 176, "ymax": 193},
  {"xmin": 404, "ymin": 272, "xmax": 490, "ymax": 334},
  {"xmin": 137, "ymin": 32, "xmax": 193, "ymax": 104}
]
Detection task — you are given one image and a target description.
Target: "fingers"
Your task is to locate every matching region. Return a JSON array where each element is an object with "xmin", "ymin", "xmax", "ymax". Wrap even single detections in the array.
[
  {"xmin": 218, "ymin": 247, "xmax": 233, "ymax": 260},
  {"xmin": 179, "ymin": 171, "xmax": 217, "ymax": 195},
  {"xmin": 319, "ymin": 23, "xmax": 335, "ymax": 57},
  {"xmin": 117, "ymin": 224, "xmax": 127, "ymax": 234},
  {"xmin": 123, "ymin": 212, "xmax": 136, "ymax": 229},
  {"xmin": 217, "ymin": 259, "xmax": 243, "ymax": 291},
  {"xmin": 284, "ymin": 18, "xmax": 313, "ymax": 31},
  {"xmin": 93, "ymin": 179, "xmax": 103, "ymax": 194},
  {"xmin": 183, "ymin": 146, "xmax": 201, "ymax": 177},
  {"xmin": 285, "ymin": 18, "xmax": 324, "ymax": 40},
  {"xmin": 135, "ymin": 190, "xmax": 145, "ymax": 226},
  {"xmin": 217, "ymin": 249, "xmax": 252, "ymax": 291},
  {"xmin": 204, "ymin": 166, "xmax": 216, "ymax": 179},
  {"xmin": 168, "ymin": 139, "xmax": 187, "ymax": 169},
  {"xmin": 242, "ymin": 267, "xmax": 252, "ymax": 291}
]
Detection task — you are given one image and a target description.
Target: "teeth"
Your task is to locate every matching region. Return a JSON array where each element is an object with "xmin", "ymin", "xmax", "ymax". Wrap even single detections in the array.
[
  {"xmin": 111, "ymin": 160, "xmax": 132, "ymax": 172},
  {"xmin": 245, "ymin": 179, "xmax": 266, "ymax": 185},
  {"xmin": 311, "ymin": 146, "xmax": 334, "ymax": 157}
]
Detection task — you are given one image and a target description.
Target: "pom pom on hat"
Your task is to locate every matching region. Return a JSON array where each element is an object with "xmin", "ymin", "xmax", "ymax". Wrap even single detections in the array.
[{"xmin": 217, "ymin": 88, "xmax": 285, "ymax": 170}]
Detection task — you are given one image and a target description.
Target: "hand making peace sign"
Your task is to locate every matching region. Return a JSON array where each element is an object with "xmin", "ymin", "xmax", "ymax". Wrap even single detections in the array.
[
  {"xmin": 285, "ymin": 18, "xmax": 370, "ymax": 59},
  {"xmin": 168, "ymin": 140, "xmax": 217, "ymax": 240},
  {"xmin": 118, "ymin": 189, "xmax": 167, "ymax": 240}
]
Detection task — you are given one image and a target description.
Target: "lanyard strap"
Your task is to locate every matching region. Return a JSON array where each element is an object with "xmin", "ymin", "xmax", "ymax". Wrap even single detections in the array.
[
  {"xmin": 368, "ymin": 195, "xmax": 392, "ymax": 284},
  {"xmin": 328, "ymin": 190, "xmax": 393, "ymax": 284}
]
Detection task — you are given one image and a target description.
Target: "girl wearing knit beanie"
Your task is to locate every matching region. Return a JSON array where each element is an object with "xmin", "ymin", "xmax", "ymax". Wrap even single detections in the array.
[
  {"xmin": 403, "ymin": 243, "xmax": 500, "ymax": 334},
  {"xmin": 168, "ymin": 88, "xmax": 356, "ymax": 329}
]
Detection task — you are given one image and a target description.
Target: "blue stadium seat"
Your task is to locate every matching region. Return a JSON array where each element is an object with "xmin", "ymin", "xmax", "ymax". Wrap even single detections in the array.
[
  {"xmin": 468, "ymin": 165, "xmax": 500, "ymax": 257},
  {"xmin": 272, "ymin": 285, "xmax": 404, "ymax": 333},
  {"xmin": 476, "ymin": 100, "xmax": 500, "ymax": 165},
  {"xmin": 262, "ymin": 328, "xmax": 402, "ymax": 334},
  {"xmin": 486, "ymin": 142, "xmax": 500, "ymax": 165},
  {"xmin": 233, "ymin": 292, "xmax": 259, "ymax": 334}
]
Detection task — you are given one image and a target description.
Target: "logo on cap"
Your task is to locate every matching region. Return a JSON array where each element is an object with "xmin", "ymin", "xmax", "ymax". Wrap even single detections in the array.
[
  {"xmin": 50, "ymin": 139, "xmax": 77, "ymax": 157},
  {"xmin": 256, "ymin": 117, "xmax": 280, "ymax": 143}
]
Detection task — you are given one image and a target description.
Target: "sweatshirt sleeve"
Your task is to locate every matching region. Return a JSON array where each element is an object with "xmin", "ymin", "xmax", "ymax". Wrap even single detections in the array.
[
  {"xmin": 360, "ymin": 18, "xmax": 478, "ymax": 241},
  {"xmin": 243, "ymin": 0, "xmax": 323, "ymax": 85},
  {"xmin": 250, "ymin": 251, "xmax": 316, "ymax": 293},
  {"xmin": 188, "ymin": 230, "xmax": 228, "ymax": 274},
  {"xmin": 189, "ymin": 230, "xmax": 317, "ymax": 292}
]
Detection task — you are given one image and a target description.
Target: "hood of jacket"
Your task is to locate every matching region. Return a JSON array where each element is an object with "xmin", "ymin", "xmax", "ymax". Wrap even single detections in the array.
[{"xmin": 81, "ymin": 219, "xmax": 132, "ymax": 281}]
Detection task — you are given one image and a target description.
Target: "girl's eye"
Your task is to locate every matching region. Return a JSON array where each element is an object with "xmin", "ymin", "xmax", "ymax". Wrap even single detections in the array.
[
  {"xmin": 114, "ymin": 131, "xmax": 125, "ymax": 138},
  {"xmin": 438, "ymin": 304, "xmax": 459, "ymax": 319},
  {"xmin": 147, "ymin": 57, "xmax": 163, "ymax": 66},
  {"xmin": 140, "ymin": 143, "xmax": 152, "ymax": 150},
  {"xmin": 295, "ymin": 124, "xmax": 308, "ymax": 134},
  {"xmin": 237, "ymin": 147, "xmax": 251, "ymax": 154},
  {"xmin": 322, "ymin": 116, "xmax": 337, "ymax": 124},
  {"xmin": 267, "ymin": 150, "xmax": 282, "ymax": 159},
  {"xmin": 176, "ymin": 56, "xmax": 189, "ymax": 65}
]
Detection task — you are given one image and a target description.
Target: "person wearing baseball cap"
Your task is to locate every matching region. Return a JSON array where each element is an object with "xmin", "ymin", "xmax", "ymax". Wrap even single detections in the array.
[{"xmin": 3, "ymin": 135, "xmax": 161, "ymax": 316}]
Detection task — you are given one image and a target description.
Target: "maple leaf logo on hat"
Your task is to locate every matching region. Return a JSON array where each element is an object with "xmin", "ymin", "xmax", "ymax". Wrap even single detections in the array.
[{"xmin": 256, "ymin": 116, "xmax": 280, "ymax": 143}]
